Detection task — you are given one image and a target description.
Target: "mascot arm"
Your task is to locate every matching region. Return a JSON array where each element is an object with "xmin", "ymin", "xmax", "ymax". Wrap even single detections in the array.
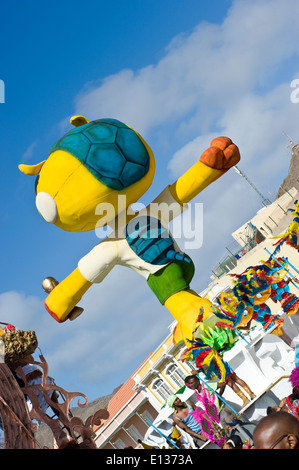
[
  {"xmin": 45, "ymin": 239, "xmax": 118, "ymax": 323},
  {"xmin": 169, "ymin": 136, "xmax": 240, "ymax": 204},
  {"xmin": 150, "ymin": 186, "xmax": 189, "ymax": 225}
]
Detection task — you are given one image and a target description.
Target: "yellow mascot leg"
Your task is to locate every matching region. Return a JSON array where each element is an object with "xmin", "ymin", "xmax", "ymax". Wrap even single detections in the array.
[
  {"xmin": 165, "ymin": 289, "xmax": 218, "ymax": 346},
  {"xmin": 44, "ymin": 268, "xmax": 92, "ymax": 323}
]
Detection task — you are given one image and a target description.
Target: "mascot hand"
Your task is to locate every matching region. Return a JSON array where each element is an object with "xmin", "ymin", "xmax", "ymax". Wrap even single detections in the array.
[
  {"xmin": 169, "ymin": 136, "xmax": 241, "ymax": 204},
  {"xmin": 199, "ymin": 136, "xmax": 240, "ymax": 171}
]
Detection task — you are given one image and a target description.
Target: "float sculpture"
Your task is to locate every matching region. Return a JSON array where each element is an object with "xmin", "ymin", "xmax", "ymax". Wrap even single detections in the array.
[
  {"xmin": 214, "ymin": 257, "xmax": 299, "ymax": 347},
  {"xmin": 19, "ymin": 116, "xmax": 240, "ymax": 348},
  {"xmin": 229, "ymin": 264, "xmax": 282, "ymax": 334},
  {"xmin": 261, "ymin": 257, "xmax": 299, "ymax": 316},
  {"xmin": 272, "ymin": 200, "xmax": 299, "ymax": 254}
]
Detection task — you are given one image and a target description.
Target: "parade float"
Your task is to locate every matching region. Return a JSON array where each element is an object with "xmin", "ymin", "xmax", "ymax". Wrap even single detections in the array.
[{"xmin": 0, "ymin": 323, "xmax": 108, "ymax": 449}]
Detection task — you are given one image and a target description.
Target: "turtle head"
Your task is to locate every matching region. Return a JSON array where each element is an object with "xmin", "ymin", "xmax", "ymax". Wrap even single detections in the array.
[{"xmin": 19, "ymin": 116, "xmax": 155, "ymax": 232}]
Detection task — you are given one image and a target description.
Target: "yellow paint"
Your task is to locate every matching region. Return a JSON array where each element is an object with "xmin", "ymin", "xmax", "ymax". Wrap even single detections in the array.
[
  {"xmin": 70, "ymin": 115, "xmax": 90, "ymax": 127},
  {"xmin": 34, "ymin": 145, "xmax": 155, "ymax": 233},
  {"xmin": 251, "ymin": 286, "xmax": 272, "ymax": 305},
  {"xmin": 45, "ymin": 268, "xmax": 92, "ymax": 322},
  {"xmin": 169, "ymin": 161, "xmax": 224, "ymax": 204},
  {"xmin": 165, "ymin": 289, "xmax": 216, "ymax": 345},
  {"xmin": 135, "ymin": 337, "xmax": 176, "ymax": 380},
  {"xmin": 19, "ymin": 160, "xmax": 46, "ymax": 176},
  {"xmin": 160, "ymin": 370, "xmax": 176, "ymax": 388},
  {"xmin": 137, "ymin": 362, "xmax": 152, "ymax": 378}
]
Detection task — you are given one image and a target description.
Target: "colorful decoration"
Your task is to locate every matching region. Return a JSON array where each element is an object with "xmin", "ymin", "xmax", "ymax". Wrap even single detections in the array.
[
  {"xmin": 271, "ymin": 200, "xmax": 299, "ymax": 254},
  {"xmin": 198, "ymin": 324, "xmax": 238, "ymax": 352},
  {"xmin": 230, "ymin": 267, "xmax": 273, "ymax": 304},
  {"xmin": 181, "ymin": 338, "xmax": 233, "ymax": 382},
  {"xmin": 290, "ymin": 366, "xmax": 299, "ymax": 389},
  {"xmin": 191, "ymin": 387, "xmax": 225, "ymax": 446},
  {"xmin": 215, "ymin": 292, "xmax": 253, "ymax": 329},
  {"xmin": 19, "ymin": 115, "xmax": 240, "ymax": 348},
  {"xmin": 0, "ymin": 323, "xmax": 15, "ymax": 336},
  {"xmin": 227, "ymin": 263, "xmax": 285, "ymax": 334},
  {"xmin": 289, "ymin": 345, "xmax": 299, "ymax": 389},
  {"xmin": 185, "ymin": 252, "xmax": 296, "ymax": 373}
]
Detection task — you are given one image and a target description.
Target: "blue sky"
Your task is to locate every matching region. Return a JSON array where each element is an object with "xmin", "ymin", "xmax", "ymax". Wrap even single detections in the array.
[{"xmin": 1, "ymin": 0, "xmax": 299, "ymax": 403}]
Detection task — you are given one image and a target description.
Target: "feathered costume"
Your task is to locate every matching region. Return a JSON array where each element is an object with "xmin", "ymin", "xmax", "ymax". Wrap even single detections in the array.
[
  {"xmin": 182, "ymin": 255, "xmax": 298, "ymax": 381},
  {"xmin": 225, "ymin": 264, "xmax": 285, "ymax": 335},
  {"xmin": 271, "ymin": 200, "xmax": 299, "ymax": 255},
  {"xmin": 181, "ymin": 338, "xmax": 234, "ymax": 383},
  {"xmin": 190, "ymin": 387, "xmax": 225, "ymax": 446},
  {"xmin": 215, "ymin": 292, "xmax": 253, "ymax": 330},
  {"xmin": 289, "ymin": 345, "xmax": 299, "ymax": 390},
  {"xmin": 261, "ymin": 257, "xmax": 299, "ymax": 316}
]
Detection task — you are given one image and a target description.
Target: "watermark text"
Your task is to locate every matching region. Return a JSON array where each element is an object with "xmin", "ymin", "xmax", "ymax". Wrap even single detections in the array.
[
  {"xmin": 290, "ymin": 79, "xmax": 299, "ymax": 104},
  {"xmin": 0, "ymin": 80, "xmax": 4, "ymax": 103},
  {"xmin": 94, "ymin": 196, "xmax": 204, "ymax": 250}
]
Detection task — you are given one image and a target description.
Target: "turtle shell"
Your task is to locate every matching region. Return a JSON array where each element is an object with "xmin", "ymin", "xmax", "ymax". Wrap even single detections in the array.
[{"xmin": 48, "ymin": 119, "xmax": 150, "ymax": 190}]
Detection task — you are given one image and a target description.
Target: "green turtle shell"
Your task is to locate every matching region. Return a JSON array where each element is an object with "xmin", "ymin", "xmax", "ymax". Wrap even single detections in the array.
[{"xmin": 48, "ymin": 118, "xmax": 150, "ymax": 190}]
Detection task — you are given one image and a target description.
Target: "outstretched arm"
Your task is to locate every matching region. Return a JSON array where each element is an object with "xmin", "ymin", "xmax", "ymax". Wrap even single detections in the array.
[
  {"xmin": 277, "ymin": 397, "xmax": 287, "ymax": 411},
  {"xmin": 173, "ymin": 417, "xmax": 207, "ymax": 442}
]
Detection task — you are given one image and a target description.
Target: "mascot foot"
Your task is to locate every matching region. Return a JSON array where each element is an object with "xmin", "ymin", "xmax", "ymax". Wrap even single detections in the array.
[
  {"xmin": 44, "ymin": 295, "xmax": 84, "ymax": 323},
  {"xmin": 68, "ymin": 306, "xmax": 84, "ymax": 321},
  {"xmin": 42, "ymin": 269, "xmax": 91, "ymax": 323},
  {"xmin": 199, "ymin": 136, "xmax": 240, "ymax": 171}
]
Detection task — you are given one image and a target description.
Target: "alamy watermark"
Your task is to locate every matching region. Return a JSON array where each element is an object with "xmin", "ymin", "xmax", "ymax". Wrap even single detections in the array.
[
  {"xmin": 0, "ymin": 79, "xmax": 4, "ymax": 103},
  {"xmin": 94, "ymin": 195, "xmax": 204, "ymax": 250},
  {"xmin": 290, "ymin": 79, "xmax": 299, "ymax": 104}
]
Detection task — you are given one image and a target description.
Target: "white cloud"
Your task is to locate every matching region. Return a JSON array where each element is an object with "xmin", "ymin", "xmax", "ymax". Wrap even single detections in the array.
[
  {"xmin": 0, "ymin": 291, "xmax": 42, "ymax": 329},
  {"xmin": 73, "ymin": 0, "xmax": 299, "ymax": 141}
]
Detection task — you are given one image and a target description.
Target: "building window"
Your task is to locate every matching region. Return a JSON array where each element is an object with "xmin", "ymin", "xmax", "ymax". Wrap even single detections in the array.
[
  {"xmin": 165, "ymin": 364, "xmax": 186, "ymax": 388},
  {"xmin": 114, "ymin": 437, "xmax": 126, "ymax": 449},
  {"xmin": 127, "ymin": 424, "xmax": 143, "ymax": 442},
  {"xmin": 151, "ymin": 378, "xmax": 174, "ymax": 402},
  {"xmin": 142, "ymin": 410, "xmax": 155, "ymax": 424}
]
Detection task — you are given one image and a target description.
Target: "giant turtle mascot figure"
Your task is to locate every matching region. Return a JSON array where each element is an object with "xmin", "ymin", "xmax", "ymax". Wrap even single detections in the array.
[{"xmin": 19, "ymin": 115, "xmax": 240, "ymax": 349}]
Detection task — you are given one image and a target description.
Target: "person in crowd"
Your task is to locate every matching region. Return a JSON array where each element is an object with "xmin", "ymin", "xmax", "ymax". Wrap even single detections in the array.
[
  {"xmin": 167, "ymin": 395, "xmax": 207, "ymax": 447},
  {"xmin": 276, "ymin": 386, "xmax": 299, "ymax": 418},
  {"xmin": 267, "ymin": 406, "xmax": 280, "ymax": 415},
  {"xmin": 222, "ymin": 433, "xmax": 243, "ymax": 449},
  {"xmin": 184, "ymin": 374, "xmax": 235, "ymax": 426},
  {"xmin": 188, "ymin": 368, "xmax": 255, "ymax": 408},
  {"xmin": 253, "ymin": 411, "xmax": 299, "ymax": 449}
]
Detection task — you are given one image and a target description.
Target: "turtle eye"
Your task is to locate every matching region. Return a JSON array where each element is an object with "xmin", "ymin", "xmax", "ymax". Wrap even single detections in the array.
[{"xmin": 35, "ymin": 175, "xmax": 40, "ymax": 195}]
